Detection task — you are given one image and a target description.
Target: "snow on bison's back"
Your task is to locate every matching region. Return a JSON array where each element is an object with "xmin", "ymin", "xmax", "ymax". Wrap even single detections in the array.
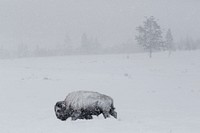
[{"xmin": 65, "ymin": 91, "xmax": 113, "ymax": 110}]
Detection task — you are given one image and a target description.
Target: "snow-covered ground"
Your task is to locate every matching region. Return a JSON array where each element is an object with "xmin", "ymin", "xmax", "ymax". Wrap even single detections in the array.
[{"xmin": 0, "ymin": 51, "xmax": 200, "ymax": 133}]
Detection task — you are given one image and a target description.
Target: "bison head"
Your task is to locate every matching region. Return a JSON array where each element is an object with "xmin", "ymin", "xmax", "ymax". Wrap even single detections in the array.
[{"xmin": 54, "ymin": 101, "xmax": 71, "ymax": 121}]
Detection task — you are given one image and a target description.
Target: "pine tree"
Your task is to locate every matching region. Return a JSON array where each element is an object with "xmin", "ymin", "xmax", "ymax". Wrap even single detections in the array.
[
  {"xmin": 63, "ymin": 34, "xmax": 72, "ymax": 54},
  {"xmin": 81, "ymin": 33, "xmax": 90, "ymax": 53},
  {"xmin": 165, "ymin": 29, "xmax": 174, "ymax": 56},
  {"xmin": 17, "ymin": 42, "xmax": 29, "ymax": 57},
  {"xmin": 135, "ymin": 16, "xmax": 163, "ymax": 58}
]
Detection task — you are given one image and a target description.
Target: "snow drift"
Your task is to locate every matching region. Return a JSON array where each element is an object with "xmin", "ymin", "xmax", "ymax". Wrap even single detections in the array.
[{"xmin": 0, "ymin": 50, "xmax": 200, "ymax": 133}]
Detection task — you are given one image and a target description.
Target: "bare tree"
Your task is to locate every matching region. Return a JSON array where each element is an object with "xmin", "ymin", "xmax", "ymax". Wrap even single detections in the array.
[{"xmin": 135, "ymin": 16, "xmax": 163, "ymax": 58}]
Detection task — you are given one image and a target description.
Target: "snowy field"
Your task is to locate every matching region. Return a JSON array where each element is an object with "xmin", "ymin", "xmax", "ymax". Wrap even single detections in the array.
[{"xmin": 0, "ymin": 51, "xmax": 200, "ymax": 133}]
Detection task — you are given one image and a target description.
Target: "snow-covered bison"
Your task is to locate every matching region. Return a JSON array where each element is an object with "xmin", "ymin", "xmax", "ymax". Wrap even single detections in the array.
[{"xmin": 54, "ymin": 91, "xmax": 117, "ymax": 121}]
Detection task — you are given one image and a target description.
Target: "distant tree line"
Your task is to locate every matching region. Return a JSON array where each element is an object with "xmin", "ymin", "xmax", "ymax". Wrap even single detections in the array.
[
  {"xmin": 0, "ymin": 34, "xmax": 142, "ymax": 59},
  {"xmin": 0, "ymin": 16, "xmax": 200, "ymax": 59}
]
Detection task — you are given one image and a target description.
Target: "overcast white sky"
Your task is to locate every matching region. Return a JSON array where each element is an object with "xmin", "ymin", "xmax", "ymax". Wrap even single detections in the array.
[{"xmin": 0, "ymin": 0, "xmax": 200, "ymax": 49}]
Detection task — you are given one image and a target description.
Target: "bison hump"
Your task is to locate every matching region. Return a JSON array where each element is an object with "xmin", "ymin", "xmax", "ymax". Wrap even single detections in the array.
[{"xmin": 64, "ymin": 91, "xmax": 113, "ymax": 110}]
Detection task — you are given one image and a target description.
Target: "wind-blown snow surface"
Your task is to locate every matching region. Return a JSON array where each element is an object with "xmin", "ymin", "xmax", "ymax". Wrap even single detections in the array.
[{"xmin": 0, "ymin": 51, "xmax": 200, "ymax": 133}]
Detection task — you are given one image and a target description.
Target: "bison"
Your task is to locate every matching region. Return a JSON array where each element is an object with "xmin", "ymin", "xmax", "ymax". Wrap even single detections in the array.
[{"xmin": 54, "ymin": 91, "xmax": 117, "ymax": 121}]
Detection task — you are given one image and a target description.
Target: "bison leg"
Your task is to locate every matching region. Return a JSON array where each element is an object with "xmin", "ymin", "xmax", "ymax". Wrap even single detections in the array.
[
  {"xmin": 85, "ymin": 114, "xmax": 93, "ymax": 120},
  {"xmin": 78, "ymin": 113, "xmax": 93, "ymax": 120},
  {"xmin": 102, "ymin": 111, "xmax": 110, "ymax": 119},
  {"xmin": 71, "ymin": 110, "xmax": 81, "ymax": 121},
  {"xmin": 78, "ymin": 108, "xmax": 93, "ymax": 120},
  {"xmin": 110, "ymin": 109, "xmax": 117, "ymax": 119}
]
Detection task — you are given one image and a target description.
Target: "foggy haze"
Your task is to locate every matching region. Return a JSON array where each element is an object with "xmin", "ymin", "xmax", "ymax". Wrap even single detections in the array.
[
  {"xmin": 0, "ymin": 0, "xmax": 200, "ymax": 50},
  {"xmin": 1, "ymin": 1, "xmax": 200, "ymax": 132}
]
